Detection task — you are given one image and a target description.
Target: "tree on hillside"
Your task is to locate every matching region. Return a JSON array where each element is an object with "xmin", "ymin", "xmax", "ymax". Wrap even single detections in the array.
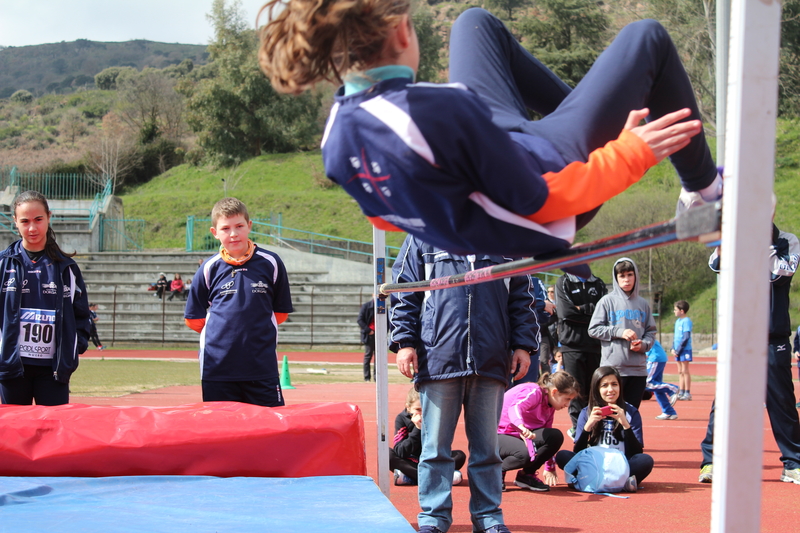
[
  {"xmin": 486, "ymin": 0, "xmax": 532, "ymax": 20},
  {"xmin": 59, "ymin": 108, "xmax": 86, "ymax": 146},
  {"xmin": 94, "ymin": 67, "xmax": 137, "ymax": 90},
  {"xmin": 413, "ymin": 9, "xmax": 445, "ymax": 83},
  {"xmin": 517, "ymin": 0, "xmax": 610, "ymax": 88},
  {"xmin": 115, "ymin": 69, "xmax": 185, "ymax": 143},
  {"xmin": 183, "ymin": 0, "xmax": 321, "ymax": 166},
  {"xmin": 86, "ymin": 113, "xmax": 141, "ymax": 194},
  {"xmin": 777, "ymin": 0, "xmax": 800, "ymax": 116}
]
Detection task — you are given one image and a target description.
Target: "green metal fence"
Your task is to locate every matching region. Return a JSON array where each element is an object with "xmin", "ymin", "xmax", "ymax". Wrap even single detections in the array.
[
  {"xmin": 0, "ymin": 166, "xmax": 107, "ymax": 199},
  {"xmin": 100, "ymin": 218, "xmax": 145, "ymax": 251},
  {"xmin": 186, "ymin": 216, "xmax": 401, "ymax": 262}
]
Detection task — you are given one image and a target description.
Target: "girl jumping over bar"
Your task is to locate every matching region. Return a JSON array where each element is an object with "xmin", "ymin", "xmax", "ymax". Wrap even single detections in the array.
[{"xmin": 258, "ymin": 2, "xmax": 722, "ymax": 258}]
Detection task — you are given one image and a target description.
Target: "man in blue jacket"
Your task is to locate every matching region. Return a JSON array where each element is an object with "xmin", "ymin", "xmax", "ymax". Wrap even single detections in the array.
[{"xmin": 390, "ymin": 235, "xmax": 539, "ymax": 533}]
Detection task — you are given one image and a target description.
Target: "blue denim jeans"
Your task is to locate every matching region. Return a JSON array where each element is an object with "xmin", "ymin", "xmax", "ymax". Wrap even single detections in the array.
[{"xmin": 418, "ymin": 376, "xmax": 506, "ymax": 532}]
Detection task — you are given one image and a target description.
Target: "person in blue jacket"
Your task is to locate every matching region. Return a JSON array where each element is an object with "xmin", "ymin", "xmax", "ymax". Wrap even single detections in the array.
[
  {"xmin": 390, "ymin": 235, "xmax": 539, "ymax": 533},
  {"xmin": 646, "ymin": 340, "xmax": 680, "ymax": 420},
  {"xmin": 0, "ymin": 190, "xmax": 92, "ymax": 405},
  {"xmin": 259, "ymin": 2, "xmax": 721, "ymax": 262}
]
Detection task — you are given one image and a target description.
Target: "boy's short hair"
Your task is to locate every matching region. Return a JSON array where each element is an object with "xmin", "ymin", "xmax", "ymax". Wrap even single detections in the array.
[
  {"xmin": 211, "ymin": 197, "xmax": 250, "ymax": 227},
  {"xmin": 675, "ymin": 300, "xmax": 690, "ymax": 313},
  {"xmin": 613, "ymin": 259, "xmax": 636, "ymax": 278}
]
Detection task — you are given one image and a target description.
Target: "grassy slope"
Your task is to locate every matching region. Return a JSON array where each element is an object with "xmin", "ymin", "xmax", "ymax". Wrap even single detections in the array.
[
  {"xmin": 121, "ymin": 151, "xmax": 406, "ymax": 251},
  {"xmin": 120, "ymin": 119, "xmax": 800, "ymax": 333}
]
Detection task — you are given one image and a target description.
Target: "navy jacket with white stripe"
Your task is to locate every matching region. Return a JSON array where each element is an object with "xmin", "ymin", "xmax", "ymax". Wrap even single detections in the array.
[
  {"xmin": 389, "ymin": 236, "xmax": 540, "ymax": 386},
  {"xmin": 0, "ymin": 241, "xmax": 91, "ymax": 383},
  {"xmin": 321, "ymin": 77, "xmax": 574, "ymax": 259}
]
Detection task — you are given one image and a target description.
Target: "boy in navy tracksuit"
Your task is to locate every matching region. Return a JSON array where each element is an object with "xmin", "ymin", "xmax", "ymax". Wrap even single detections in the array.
[{"xmin": 185, "ymin": 197, "xmax": 294, "ymax": 407}]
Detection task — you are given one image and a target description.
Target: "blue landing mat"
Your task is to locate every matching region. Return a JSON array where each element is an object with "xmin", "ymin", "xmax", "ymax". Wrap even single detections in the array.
[{"xmin": 0, "ymin": 475, "xmax": 414, "ymax": 533}]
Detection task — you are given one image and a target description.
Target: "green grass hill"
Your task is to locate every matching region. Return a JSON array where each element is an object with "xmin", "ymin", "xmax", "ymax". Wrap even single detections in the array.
[{"xmin": 120, "ymin": 150, "xmax": 407, "ymax": 251}]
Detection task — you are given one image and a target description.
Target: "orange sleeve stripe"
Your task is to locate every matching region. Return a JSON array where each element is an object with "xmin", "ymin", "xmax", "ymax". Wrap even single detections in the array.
[
  {"xmin": 185, "ymin": 318, "xmax": 205, "ymax": 333},
  {"xmin": 367, "ymin": 216, "xmax": 405, "ymax": 232},
  {"xmin": 529, "ymin": 129, "xmax": 658, "ymax": 224},
  {"xmin": 275, "ymin": 312, "xmax": 289, "ymax": 325}
]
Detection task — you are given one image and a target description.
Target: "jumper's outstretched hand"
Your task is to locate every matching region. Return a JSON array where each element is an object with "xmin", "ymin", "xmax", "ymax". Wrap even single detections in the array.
[{"xmin": 625, "ymin": 108, "xmax": 702, "ymax": 162}]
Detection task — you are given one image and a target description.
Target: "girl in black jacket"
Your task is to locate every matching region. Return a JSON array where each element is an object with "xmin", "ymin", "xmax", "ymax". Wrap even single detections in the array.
[
  {"xmin": 555, "ymin": 366, "xmax": 654, "ymax": 490},
  {"xmin": 0, "ymin": 191, "xmax": 91, "ymax": 405}
]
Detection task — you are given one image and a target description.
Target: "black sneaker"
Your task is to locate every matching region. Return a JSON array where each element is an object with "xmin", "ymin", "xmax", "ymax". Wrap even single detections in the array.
[{"xmin": 514, "ymin": 471, "xmax": 549, "ymax": 492}]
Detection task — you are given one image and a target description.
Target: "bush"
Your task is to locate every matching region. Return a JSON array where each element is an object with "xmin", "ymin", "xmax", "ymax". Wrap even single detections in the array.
[
  {"xmin": 10, "ymin": 90, "xmax": 33, "ymax": 104},
  {"xmin": 185, "ymin": 148, "xmax": 205, "ymax": 167},
  {"xmin": 80, "ymin": 101, "xmax": 111, "ymax": 119},
  {"xmin": 121, "ymin": 139, "xmax": 182, "ymax": 191},
  {"xmin": 34, "ymin": 159, "xmax": 90, "ymax": 174}
]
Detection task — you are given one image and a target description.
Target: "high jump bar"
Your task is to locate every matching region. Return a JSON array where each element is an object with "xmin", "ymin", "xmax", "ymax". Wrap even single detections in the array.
[{"xmin": 379, "ymin": 202, "xmax": 721, "ymax": 296}]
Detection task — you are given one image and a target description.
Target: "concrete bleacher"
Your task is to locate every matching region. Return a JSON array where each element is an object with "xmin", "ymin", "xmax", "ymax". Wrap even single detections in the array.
[{"xmin": 77, "ymin": 247, "xmax": 375, "ymax": 347}]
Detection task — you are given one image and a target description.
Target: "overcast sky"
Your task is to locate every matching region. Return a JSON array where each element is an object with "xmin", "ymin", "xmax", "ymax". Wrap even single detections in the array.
[{"xmin": 0, "ymin": 0, "xmax": 269, "ymax": 48}]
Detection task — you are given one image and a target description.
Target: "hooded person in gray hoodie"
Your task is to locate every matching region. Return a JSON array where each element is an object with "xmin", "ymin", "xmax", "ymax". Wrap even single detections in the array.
[{"xmin": 588, "ymin": 257, "xmax": 657, "ymax": 409}]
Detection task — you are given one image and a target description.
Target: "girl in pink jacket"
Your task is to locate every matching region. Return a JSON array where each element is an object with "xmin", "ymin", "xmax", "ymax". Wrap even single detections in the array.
[{"xmin": 498, "ymin": 372, "xmax": 579, "ymax": 492}]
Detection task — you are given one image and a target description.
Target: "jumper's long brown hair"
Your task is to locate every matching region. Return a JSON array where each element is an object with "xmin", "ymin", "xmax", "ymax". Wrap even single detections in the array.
[
  {"xmin": 258, "ymin": 0, "xmax": 411, "ymax": 94},
  {"xmin": 13, "ymin": 190, "xmax": 75, "ymax": 262}
]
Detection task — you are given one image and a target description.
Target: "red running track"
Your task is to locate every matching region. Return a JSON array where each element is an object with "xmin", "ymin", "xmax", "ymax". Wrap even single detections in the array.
[{"xmin": 74, "ymin": 349, "xmax": 799, "ymax": 532}]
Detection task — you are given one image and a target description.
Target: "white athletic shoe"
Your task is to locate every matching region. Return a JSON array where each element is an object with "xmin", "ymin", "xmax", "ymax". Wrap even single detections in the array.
[
  {"xmin": 394, "ymin": 469, "xmax": 413, "ymax": 486},
  {"xmin": 452, "ymin": 470, "xmax": 463, "ymax": 486},
  {"xmin": 676, "ymin": 173, "xmax": 723, "ymax": 217},
  {"xmin": 655, "ymin": 413, "xmax": 678, "ymax": 420}
]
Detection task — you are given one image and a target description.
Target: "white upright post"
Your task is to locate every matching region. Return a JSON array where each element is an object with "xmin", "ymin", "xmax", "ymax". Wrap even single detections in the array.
[
  {"xmin": 712, "ymin": 0, "xmax": 781, "ymax": 532},
  {"xmin": 373, "ymin": 227, "xmax": 390, "ymax": 496}
]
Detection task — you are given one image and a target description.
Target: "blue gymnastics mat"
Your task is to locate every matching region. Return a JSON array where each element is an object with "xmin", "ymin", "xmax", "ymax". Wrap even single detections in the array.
[{"xmin": 0, "ymin": 475, "xmax": 414, "ymax": 533}]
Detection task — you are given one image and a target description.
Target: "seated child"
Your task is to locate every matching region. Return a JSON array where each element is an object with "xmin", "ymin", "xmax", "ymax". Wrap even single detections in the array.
[
  {"xmin": 497, "ymin": 371, "xmax": 579, "ymax": 492},
  {"xmin": 556, "ymin": 366, "xmax": 654, "ymax": 492},
  {"xmin": 646, "ymin": 340, "xmax": 680, "ymax": 420},
  {"xmin": 390, "ymin": 387, "xmax": 466, "ymax": 486},
  {"xmin": 259, "ymin": 4, "xmax": 721, "ymax": 259}
]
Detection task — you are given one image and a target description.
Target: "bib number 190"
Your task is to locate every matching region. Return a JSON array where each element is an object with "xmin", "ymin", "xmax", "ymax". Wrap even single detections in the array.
[{"xmin": 22, "ymin": 322, "xmax": 54, "ymax": 344}]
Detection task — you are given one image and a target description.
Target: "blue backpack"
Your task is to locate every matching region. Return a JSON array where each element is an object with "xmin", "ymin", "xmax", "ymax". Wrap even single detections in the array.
[{"xmin": 563, "ymin": 446, "xmax": 630, "ymax": 494}]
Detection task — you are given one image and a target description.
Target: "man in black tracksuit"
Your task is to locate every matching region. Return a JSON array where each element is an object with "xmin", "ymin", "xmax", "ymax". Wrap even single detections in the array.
[
  {"xmin": 699, "ymin": 223, "xmax": 800, "ymax": 484},
  {"xmin": 556, "ymin": 272, "xmax": 607, "ymax": 433}
]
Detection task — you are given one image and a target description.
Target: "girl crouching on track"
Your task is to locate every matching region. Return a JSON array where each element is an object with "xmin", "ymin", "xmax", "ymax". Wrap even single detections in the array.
[{"xmin": 497, "ymin": 371, "xmax": 579, "ymax": 492}]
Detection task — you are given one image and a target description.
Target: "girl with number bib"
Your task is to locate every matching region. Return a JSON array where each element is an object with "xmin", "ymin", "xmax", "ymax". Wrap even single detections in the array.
[
  {"xmin": 0, "ymin": 191, "xmax": 92, "ymax": 405},
  {"xmin": 555, "ymin": 366, "xmax": 653, "ymax": 491}
]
